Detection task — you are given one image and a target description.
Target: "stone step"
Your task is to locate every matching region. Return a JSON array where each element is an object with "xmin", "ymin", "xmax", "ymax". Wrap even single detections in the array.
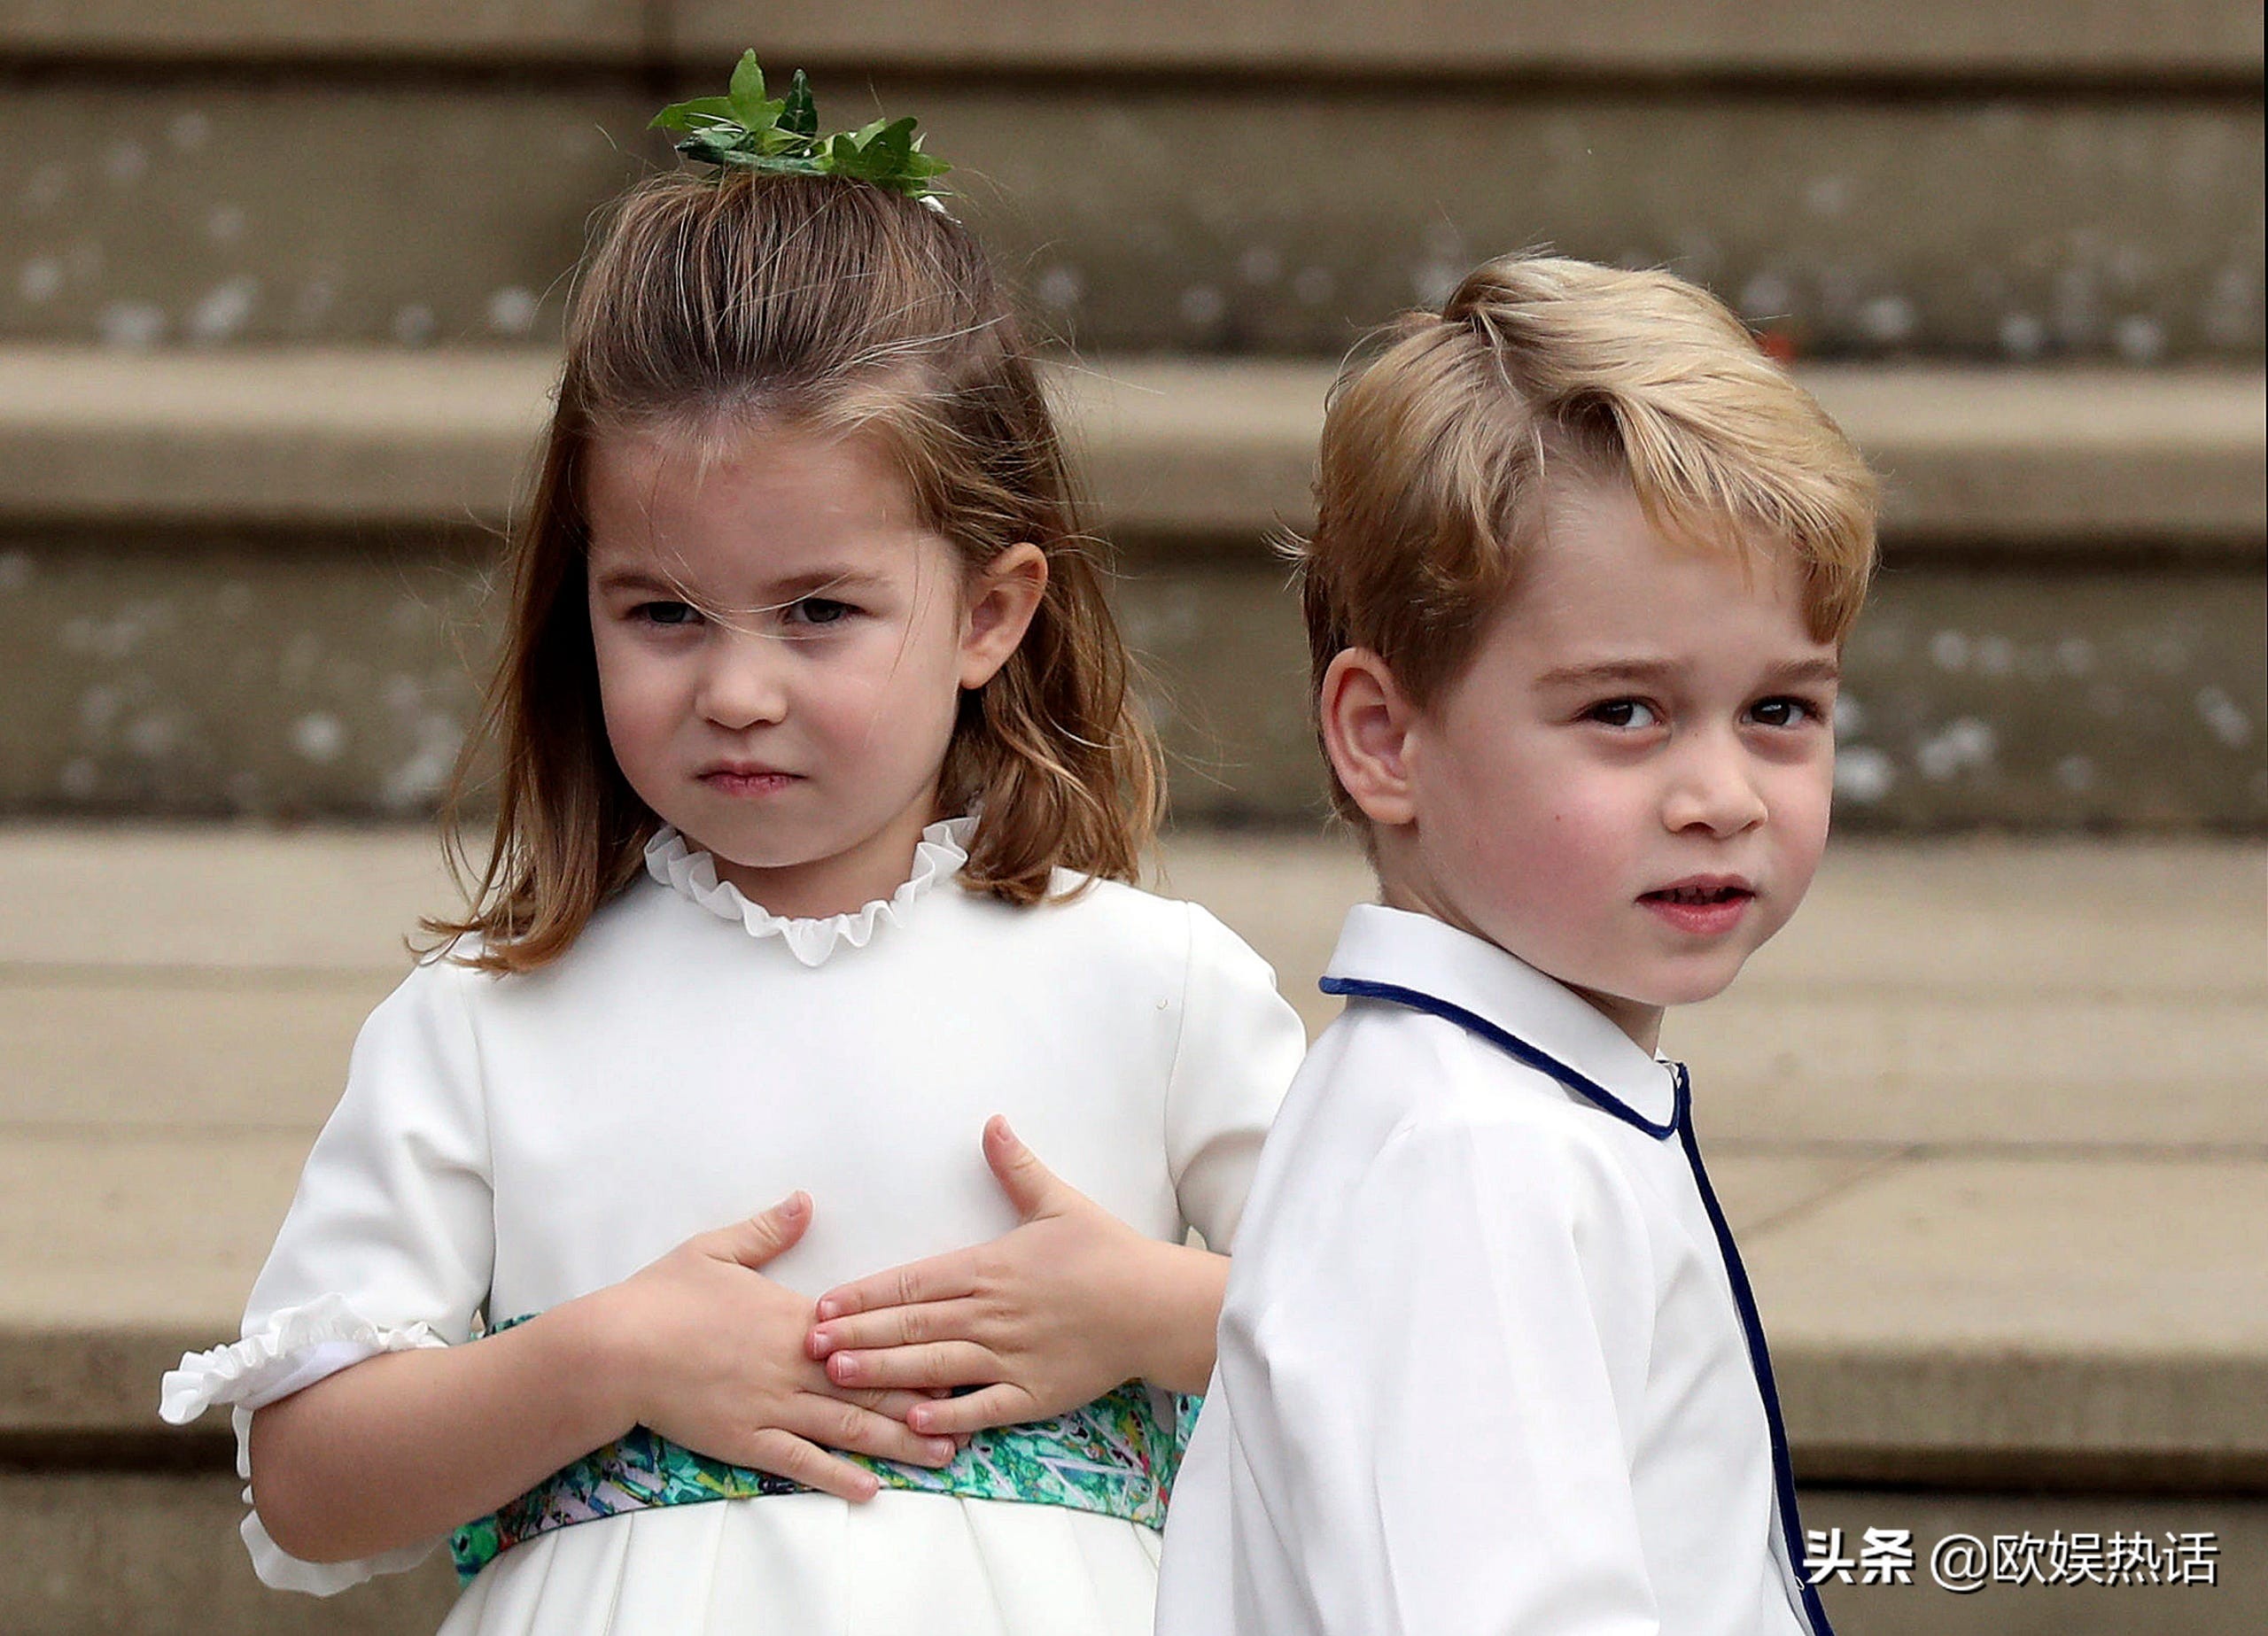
[
  {"xmin": 0, "ymin": 350, "xmax": 2261, "ymax": 826},
  {"xmin": 1, "ymin": 72, "xmax": 2258, "ymax": 358},
  {"xmin": 1, "ymin": 825, "xmax": 2264, "ymax": 1631},
  {"xmin": 7, "ymin": 0, "xmax": 2259, "ymax": 76},
  {"xmin": 5, "ymin": 349, "xmax": 2261, "ymax": 545}
]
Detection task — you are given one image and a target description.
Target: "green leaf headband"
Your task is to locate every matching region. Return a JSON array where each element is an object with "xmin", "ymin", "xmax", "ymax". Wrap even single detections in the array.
[{"xmin": 651, "ymin": 52, "xmax": 951, "ymax": 204}]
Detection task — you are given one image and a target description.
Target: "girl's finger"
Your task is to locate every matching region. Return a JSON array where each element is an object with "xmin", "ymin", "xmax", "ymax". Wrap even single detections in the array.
[
  {"xmin": 809, "ymin": 1297, "xmax": 990, "ymax": 1358},
  {"xmin": 905, "ymin": 1383, "xmax": 1031, "ymax": 1438},
  {"xmin": 834, "ymin": 1385, "xmax": 936, "ymax": 1423},
  {"xmin": 699, "ymin": 1191, "xmax": 812, "ymax": 1271},
  {"xmin": 791, "ymin": 1395, "xmax": 959, "ymax": 1469},
  {"xmin": 740, "ymin": 1427, "xmax": 882, "ymax": 1504},
  {"xmin": 824, "ymin": 1338, "xmax": 998, "ymax": 1391},
  {"xmin": 814, "ymin": 1252, "xmax": 982, "ymax": 1322},
  {"xmin": 983, "ymin": 1115, "xmax": 1065, "ymax": 1220},
  {"xmin": 825, "ymin": 1388, "xmax": 938, "ymax": 1424}
]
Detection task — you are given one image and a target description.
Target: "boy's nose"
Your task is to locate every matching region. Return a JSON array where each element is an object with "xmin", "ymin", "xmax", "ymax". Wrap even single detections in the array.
[
  {"xmin": 1661, "ymin": 738, "xmax": 1768, "ymax": 837},
  {"xmin": 695, "ymin": 632, "xmax": 789, "ymax": 730}
]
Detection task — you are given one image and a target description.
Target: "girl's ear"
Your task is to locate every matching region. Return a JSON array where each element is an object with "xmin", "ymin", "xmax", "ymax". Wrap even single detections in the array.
[
  {"xmin": 1319, "ymin": 647, "xmax": 1420, "ymax": 827},
  {"xmin": 959, "ymin": 543, "xmax": 1049, "ymax": 689}
]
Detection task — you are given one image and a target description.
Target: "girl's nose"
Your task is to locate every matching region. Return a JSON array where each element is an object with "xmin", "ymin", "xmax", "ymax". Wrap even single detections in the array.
[
  {"xmin": 1661, "ymin": 736, "xmax": 1769, "ymax": 837},
  {"xmin": 695, "ymin": 632, "xmax": 789, "ymax": 730}
]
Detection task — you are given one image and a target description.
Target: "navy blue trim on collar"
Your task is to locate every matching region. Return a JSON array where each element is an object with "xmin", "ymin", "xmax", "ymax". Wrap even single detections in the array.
[
  {"xmin": 1318, "ymin": 975, "xmax": 1682, "ymax": 1139},
  {"xmin": 1674, "ymin": 1081, "xmax": 1837, "ymax": 1636},
  {"xmin": 1321, "ymin": 975, "xmax": 1834, "ymax": 1635}
]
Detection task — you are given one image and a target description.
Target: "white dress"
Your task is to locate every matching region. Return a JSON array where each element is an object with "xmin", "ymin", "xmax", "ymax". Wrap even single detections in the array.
[
  {"xmin": 1155, "ymin": 903, "xmax": 1827, "ymax": 1636},
  {"xmin": 160, "ymin": 818, "xmax": 1308, "ymax": 1636}
]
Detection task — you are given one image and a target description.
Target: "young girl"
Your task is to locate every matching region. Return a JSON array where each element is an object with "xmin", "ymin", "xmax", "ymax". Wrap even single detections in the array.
[{"xmin": 159, "ymin": 74, "xmax": 1305, "ymax": 1635}]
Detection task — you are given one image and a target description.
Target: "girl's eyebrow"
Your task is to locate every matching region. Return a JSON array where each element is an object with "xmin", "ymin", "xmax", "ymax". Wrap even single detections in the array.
[
  {"xmin": 591, "ymin": 568, "xmax": 690, "ymax": 599},
  {"xmin": 590, "ymin": 566, "xmax": 890, "ymax": 600},
  {"xmin": 765, "ymin": 567, "xmax": 890, "ymax": 601}
]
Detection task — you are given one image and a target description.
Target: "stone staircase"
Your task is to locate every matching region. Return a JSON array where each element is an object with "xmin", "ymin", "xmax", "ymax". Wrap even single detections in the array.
[
  {"xmin": 0, "ymin": 4, "xmax": 2262, "ymax": 1632},
  {"xmin": 4, "ymin": 826, "xmax": 2264, "ymax": 1633}
]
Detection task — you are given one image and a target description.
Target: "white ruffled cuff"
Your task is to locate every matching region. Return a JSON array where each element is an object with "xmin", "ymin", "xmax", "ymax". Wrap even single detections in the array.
[
  {"xmin": 159, "ymin": 1294, "xmax": 450, "ymax": 1594},
  {"xmin": 642, "ymin": 814, "xmax": 975, "ymax": 965}
]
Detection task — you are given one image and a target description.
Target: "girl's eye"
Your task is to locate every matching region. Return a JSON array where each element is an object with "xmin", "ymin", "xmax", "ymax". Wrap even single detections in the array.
[
  {"xmin": 1749, "ymin": 695, "xmax": 1819, "ymax": 729},
  {"xmin": 787, "ymin": 597, "xmax": 854, "ymax": 627},
  {"xmin": 1586, "ymin": 698, "xmax": 1661, "ymax": 730},
  {"xmin": 633, "ymin": 601, "xmax": 699, "ymax": 628}
]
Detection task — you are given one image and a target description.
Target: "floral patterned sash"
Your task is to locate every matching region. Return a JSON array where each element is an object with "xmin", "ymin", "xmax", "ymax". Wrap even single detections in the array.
[{"xmin": 450, "ymin": 1319, "xmax": 1196, "ymax": 1582}]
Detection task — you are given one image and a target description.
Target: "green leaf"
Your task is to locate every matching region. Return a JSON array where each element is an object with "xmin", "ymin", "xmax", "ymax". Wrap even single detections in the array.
[
  {"xmin": 649, "ymin": 95, "xmax": 737, "ymax": 133},
  {"xmin": 727, "ymin": 51, "xmax": 765, "ymax": 112},
  {"xmin": 781, "ymin": 70, "xmax": 819, "ymax": 139},
  {"xmin": 656, "ymin": 56, "xmax": 950, "ymax": 200},
  {"xmin": 869, "ymin": 118, "xmax": 917, "ymax": 161},
  {"xmin": 726, "ymin": 52, "xmax": 785, "ymax": 134}
]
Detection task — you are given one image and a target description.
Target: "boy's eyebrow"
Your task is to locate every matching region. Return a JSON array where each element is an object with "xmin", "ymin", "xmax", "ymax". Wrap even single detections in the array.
[
  {"xmin": 1533, "ymin": 658, "xmax": 1682, "ymax": 688},
  {"xmin": 1759, "ymin": 655, "xmax": 1844, "ymax": 686},
  {"xmin": 1534, "ymin": 655, "xmax": 1842, "ymax": 687}
]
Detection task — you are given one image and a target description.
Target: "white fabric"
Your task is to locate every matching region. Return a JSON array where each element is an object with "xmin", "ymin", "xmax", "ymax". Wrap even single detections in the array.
[
  {"xmin": 160, "ymin": 824, "xmax": 1306, "ymax": 1632},
  {"xmin": 1155, "ymin": 903, "xmax": 1814, "ymax": 1636},
  {"xmin": 641, "ymin": 815, "xmax": 974, "ymax": 967}
]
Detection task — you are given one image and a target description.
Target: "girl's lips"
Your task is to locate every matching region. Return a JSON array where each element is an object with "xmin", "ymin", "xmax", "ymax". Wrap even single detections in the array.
[
  {"xmin": 700, "ymin": 769, "xmax": 798, "ymax": 797},
  {"xmin": 1639, "ymin": 882, "xmax": 1755, "ymax": 936}
]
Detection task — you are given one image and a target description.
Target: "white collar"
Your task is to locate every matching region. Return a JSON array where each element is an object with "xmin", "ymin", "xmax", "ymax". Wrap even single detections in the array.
[
  {"xmin": 641, "ymin": 815, "xmax": 976, "ymax": 968},
  {"xmin": 1322, "ymin": 903, "xmax": 1683, "ymax": 1134}
]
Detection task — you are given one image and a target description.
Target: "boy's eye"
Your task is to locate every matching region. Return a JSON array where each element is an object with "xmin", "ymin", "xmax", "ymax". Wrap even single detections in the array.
[
  {"xmin": 633, "ymin": 601, "xmax": 699, "ymax": 628},
  {"xmin": 1749, "ymin": 695, "xmax": 1818, "ymax": 729},
  {"xmin": 1586, "ymin": 698, "xmax": 1660, "ymax": 729}
]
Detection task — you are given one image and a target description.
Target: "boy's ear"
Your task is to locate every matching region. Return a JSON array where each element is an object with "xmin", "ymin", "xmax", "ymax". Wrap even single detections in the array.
[
  {"xmin": 959, "ymin": 543, "xmax": 1049, "ymax": 689},
  {"xmin": 1319, "ymin": 647, "xmax": 1419, "ymax": 827}
]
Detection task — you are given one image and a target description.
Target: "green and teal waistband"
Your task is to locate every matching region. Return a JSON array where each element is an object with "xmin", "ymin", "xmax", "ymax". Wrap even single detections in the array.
[{"xmin": 450, "ymin": 1322, "xmax": 1197, "ymax": 1582}]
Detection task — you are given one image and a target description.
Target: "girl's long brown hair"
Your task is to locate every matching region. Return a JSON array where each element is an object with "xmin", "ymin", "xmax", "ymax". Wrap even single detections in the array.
[{"xmin": 423, "ymin": 171, "xmax": 1161, "ymax": 973}]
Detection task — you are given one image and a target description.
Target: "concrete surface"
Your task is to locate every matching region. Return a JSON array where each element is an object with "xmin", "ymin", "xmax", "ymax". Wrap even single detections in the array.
[
  {"xmin": 5, "ymin": 531, "xmax": 2262, "ymax": 826},
  {"xmin": 4, "ymin": 0, "xmax": 2258, "ymax": 77},
  {"xmin": 2, "ymin": 83, "xmax": 2258, "ymax": 359},
  {"xmin": 3, "ymin": 826, "xmax": 2263, "ymax": 1472},
  {"xmin": 0, "ymin": 824, "xmax": 2261, "ymax": 1630},
  {"xmin": 4, "ymin": 351, "xmax": 2259, "ymax": 543},
  {"xmin": 4, "ymin": 350, "xmax": 2258, "ymax": 827},
  {"xmin": 0, "ymin": 2, "xmax": 638, "ymax": 60}
]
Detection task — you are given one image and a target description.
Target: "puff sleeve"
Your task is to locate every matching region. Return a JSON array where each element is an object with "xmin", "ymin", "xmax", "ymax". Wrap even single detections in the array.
[
  {"xmin": 1162, "ymin": 904, "xmax": 1307, "ymax": 1251},
  {"xmin": 158, "ymin": 953, "xmax": 495, "ymax": 1593}
]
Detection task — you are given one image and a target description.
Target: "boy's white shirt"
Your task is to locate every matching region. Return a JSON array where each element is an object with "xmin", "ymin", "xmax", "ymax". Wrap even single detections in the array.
[{"xmin": 1156, "ymin": 903, "xmax": 1821, "ymax": 1636}]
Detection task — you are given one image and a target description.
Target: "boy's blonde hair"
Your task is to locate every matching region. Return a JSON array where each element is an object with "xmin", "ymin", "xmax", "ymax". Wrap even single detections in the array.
[{"xmin": 1293, "ymin": 253, "xmax": 1880, "ymax": 826}]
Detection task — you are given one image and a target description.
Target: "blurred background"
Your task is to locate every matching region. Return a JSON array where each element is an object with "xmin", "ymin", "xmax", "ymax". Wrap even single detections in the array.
[{"xmin": 0, "ymin": 4, "xmax": 2260, "ymax": 1632}]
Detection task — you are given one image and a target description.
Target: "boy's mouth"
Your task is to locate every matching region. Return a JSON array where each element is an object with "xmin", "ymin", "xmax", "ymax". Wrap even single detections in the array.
[
  {"xmin": 1639, "ymin": 878, "xmax": 1756, "ymax": 934},
  {"xmin": 1644, "ymin": 883, "xmax": 1750, "ymax": 905}
]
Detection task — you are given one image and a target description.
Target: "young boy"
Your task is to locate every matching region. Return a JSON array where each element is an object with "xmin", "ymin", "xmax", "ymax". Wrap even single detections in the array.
[{"xmin": 1154, "ymin": 255, "xmax": 1878, "ymax": 1635}]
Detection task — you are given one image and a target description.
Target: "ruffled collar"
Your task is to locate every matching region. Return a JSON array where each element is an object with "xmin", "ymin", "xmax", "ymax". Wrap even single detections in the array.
[{"xmin": 641, "ymin": 816, "xmax": 975, "ymax": 967}]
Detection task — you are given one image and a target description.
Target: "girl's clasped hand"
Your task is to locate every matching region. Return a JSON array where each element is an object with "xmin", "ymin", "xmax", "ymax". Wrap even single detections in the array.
[
  {"xmin": 807, "ymin": 1116, "xmax": 1223, "ymax": 1433},
  {"xmin": 600, "ymin": 1113, "xmax": 1209, "ymax": 1499},
  {"xmin": 594, "ymin": 1190, "xmax": 956, "ymax": 1501}
]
